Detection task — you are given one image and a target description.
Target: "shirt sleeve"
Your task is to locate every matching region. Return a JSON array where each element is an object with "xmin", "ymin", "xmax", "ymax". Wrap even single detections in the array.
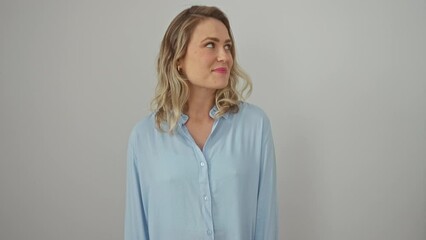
[
  {"xmin": 255, "ymin": 118, "xmax": 279, "ymax": 240},
  {"xmin": 125, "ymin": 132, "xmax": 149, "ymax": 240}
]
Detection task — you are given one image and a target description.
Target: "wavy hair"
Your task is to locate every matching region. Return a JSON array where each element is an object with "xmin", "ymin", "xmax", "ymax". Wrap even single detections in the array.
[{"xmin": 152, "ymin": 5, "xmax": 252, "ymax": 133}]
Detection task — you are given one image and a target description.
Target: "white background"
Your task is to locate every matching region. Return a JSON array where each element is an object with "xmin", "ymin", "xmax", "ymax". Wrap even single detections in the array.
[{"xmin": 1, "ymin": 0, "xmax": 425, "ymax": 239}]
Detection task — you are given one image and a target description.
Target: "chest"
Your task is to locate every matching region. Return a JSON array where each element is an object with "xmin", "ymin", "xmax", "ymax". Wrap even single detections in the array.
[{"xmin": 135, "ymin": 122, "xmax": 262, "ymax": 189}]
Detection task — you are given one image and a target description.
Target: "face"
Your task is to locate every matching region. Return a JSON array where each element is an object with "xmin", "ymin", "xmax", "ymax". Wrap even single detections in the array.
[{"xmin": 179, "ymin": 18, "xmax": 234, "ymax": 93}]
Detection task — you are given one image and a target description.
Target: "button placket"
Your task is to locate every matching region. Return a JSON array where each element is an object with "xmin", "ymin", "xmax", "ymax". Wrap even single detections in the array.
[
  {"xmin": 179, "ymin": 116, "xmax": 220, "ymax": 239},
  {"xmin": 196, "ymin": 122, "xmax": 220, "ymax": 239},
  {"xmin": 196, "ymin": 149, "xmax": 214, "ymax": 238}
]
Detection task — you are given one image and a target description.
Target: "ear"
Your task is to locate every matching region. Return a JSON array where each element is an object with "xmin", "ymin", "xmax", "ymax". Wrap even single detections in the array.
[{"xmin": 176, "ymin": 60, "xmax": 182, "ymax": 73}]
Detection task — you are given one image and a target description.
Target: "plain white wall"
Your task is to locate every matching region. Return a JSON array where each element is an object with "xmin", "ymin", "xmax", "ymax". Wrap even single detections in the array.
[{"xmin": 1, "ymin": 0, "xmax": 425, "ymax": 239}]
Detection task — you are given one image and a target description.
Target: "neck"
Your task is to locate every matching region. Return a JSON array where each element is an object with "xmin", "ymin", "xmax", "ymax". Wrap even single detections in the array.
[{"xmin": 185, "ymin": 86, "xmax": 216, "ymax": 121}]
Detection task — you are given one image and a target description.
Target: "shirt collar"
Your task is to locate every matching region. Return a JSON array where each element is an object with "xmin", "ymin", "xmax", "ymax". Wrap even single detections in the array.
[{"xmin": 179, "ymin": 105, "xmax": 229, "ymax": 126}]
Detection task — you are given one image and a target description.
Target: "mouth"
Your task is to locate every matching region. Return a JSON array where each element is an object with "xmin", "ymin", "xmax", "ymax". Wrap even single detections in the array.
[{"xmin": 212, "ymin": 67, "xmax": 228, "ymax": 74}]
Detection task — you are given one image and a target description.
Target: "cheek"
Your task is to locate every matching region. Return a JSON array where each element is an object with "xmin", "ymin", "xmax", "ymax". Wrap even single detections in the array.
[
  {"xmin": 227, "ymin": 53, "xmax": 234, "ymax": 65},
  {"xmin": 189, "ymin": 51, "xmax": 213, "ymax": 67},
  {"xmin": 201, "ymin": 52, "xmax": 217, "ymax": 64}
]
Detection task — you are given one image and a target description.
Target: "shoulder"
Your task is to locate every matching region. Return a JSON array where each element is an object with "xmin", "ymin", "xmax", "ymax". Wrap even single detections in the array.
[
  {"xmin": 128, "ymin": 113, "xmax": 156, "ymax": 145},
  {"xmin": 226, "ymin": 102, "xmax": 273, "ymax": 133},
  {"xmin": 235, "ymin": 101, "xmax": 271, "ymax": 123}
]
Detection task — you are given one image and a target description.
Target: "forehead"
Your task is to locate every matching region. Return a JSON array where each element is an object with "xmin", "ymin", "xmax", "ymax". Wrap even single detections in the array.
[{"xmin": 190, "ymin": 18, "xmax": 230, "ymax": 41}]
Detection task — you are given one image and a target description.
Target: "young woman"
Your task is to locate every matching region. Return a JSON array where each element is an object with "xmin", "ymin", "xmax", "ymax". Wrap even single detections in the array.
[{"xmin": 125, "ymin": 5, "xmax": 278, "ymax": 240}]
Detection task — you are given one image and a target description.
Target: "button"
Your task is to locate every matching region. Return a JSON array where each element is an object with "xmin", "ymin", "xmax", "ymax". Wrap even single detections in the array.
[
  {"xmin": 203, "ymin": 195, "xmax": 208, "ymax": 201},
  {"xmin": 207, "ymin": 230, "xmax": 212, "ymax": 235},
  {"xmin": 200, "ymin": 162, "xmax": 205, "ymax": 167}
]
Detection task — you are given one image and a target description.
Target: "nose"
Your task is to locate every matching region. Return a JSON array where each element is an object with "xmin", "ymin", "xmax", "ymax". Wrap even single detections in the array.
[{"xmin": 217, "ymin": 48, "xmax": 231, "ymax": 63}]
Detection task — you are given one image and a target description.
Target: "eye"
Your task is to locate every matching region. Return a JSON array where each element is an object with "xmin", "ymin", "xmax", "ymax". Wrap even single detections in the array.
[
  {"xmin": 205, "ymin": 42, "xmax": 215, "ymax": 48},
  {"xmin": 224, "ymin": 44, "xmax": 232, "ymax": 51}
]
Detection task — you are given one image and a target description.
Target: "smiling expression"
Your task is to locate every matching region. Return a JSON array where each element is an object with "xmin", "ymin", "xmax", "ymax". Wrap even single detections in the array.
[{"xmin": 180, "ymin": 18, "xmax": 234, "ymax": 92}]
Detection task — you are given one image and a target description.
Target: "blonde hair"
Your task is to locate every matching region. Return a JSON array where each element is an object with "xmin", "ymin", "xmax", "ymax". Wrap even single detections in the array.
[{"xmin": 152, "ymin": 5, "xmax": 252, "ymax": 133}]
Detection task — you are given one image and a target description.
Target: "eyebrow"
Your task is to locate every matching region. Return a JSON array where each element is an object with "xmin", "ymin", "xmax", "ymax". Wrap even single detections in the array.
[{"xmin": 201, "ymin": 37, "xmax": 232, "ymax": 44}]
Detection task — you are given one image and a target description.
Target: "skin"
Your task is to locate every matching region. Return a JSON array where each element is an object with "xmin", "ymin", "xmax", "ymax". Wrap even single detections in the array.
[{"xmin": 179, "ymin": 17, "xmax": 234, "ymax": 150}]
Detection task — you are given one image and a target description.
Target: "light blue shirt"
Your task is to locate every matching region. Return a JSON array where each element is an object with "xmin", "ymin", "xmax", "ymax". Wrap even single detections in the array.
[{"xmin": 125, "ymin": 102, "xmax": 278, "ymax": 240}]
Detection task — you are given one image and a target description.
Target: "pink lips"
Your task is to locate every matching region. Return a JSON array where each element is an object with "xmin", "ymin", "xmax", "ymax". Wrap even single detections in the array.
[{"xmin": 213, "ymin": 67, "xmax": 228, "ymax": 74}]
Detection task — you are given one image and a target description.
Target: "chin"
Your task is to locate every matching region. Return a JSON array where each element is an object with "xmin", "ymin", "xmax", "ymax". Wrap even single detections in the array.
[
  {"xmin": 215, "ymin": 81, "xmax": 229, "ymax": 90},
  {"xmin": 214, "ymin": 78, "xmax": 230, "ymax": 89}
]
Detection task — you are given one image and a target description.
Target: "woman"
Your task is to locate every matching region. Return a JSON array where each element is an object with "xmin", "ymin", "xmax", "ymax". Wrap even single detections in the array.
[{"xmin": 125, "ymin": 5, "xmax": 278, "ymax": 240}]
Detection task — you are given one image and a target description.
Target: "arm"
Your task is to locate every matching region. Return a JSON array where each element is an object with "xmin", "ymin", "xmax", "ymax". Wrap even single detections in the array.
[
  {"xmin": 124, "ymin": 133, "xmax": 149, "ymax": 240},
  {"xmin": 255, "ymin": 118, "xmax": 278, "ymax": 240}
]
